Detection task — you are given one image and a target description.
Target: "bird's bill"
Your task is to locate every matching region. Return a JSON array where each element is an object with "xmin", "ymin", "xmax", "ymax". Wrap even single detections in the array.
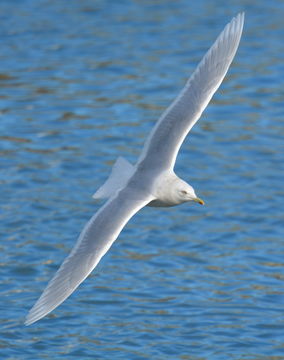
[{"xmin": 193, "ymin": 197, "xmax": 205, "ymax": 205}]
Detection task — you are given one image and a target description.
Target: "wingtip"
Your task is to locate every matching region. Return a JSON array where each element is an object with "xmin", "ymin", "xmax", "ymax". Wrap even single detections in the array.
[
  {"xmin": 24, "ymin": 313, "xmax": 36, "ymax": 326},
  {"xmin": 24, "ymin": 318, "xmax": 33, "ymax": 326},
  {"xmin": 25, "ymin": 308, "xmax": 43, "ymax": 326},
  {"xmin": 234, "ymin": 12, "xmax": 245, "ymax": 29},
  {"xmin": 25, "ymin": 304, "xmax": 53, "ymax": 326},
  {"xmin": 221, "ymin": 12, "xmax": 244, "ymax": 49}
]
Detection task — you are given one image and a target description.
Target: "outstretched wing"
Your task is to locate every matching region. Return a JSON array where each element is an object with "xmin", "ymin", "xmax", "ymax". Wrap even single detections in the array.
[
  {"xmin": 25, "ymin": 187, "xmax": 153, "ymax": 325},
  {"xmin": 138, "ymin": 13, "xmax": 244, "ymax": 171}
]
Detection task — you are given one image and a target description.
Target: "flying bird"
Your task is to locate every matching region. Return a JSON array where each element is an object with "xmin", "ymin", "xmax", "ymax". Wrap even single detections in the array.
[{"xmin": 26, "ymin": 13, "xmax": 244, "ymax": 325}]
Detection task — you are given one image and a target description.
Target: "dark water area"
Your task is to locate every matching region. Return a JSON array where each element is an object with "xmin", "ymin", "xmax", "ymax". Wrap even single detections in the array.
[{"xmin": 0, "ymin": 0, "xmax": 283, "ymax": 359}]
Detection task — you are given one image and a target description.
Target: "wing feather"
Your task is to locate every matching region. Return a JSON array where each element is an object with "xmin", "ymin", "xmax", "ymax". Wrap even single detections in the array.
[
  {"xmin": 138, "ymin": 13, "xmax": 244, "ymax": 171},
  {"xmin": 25, "ymin": 188, "xmax": 153, "ymax": 325}
]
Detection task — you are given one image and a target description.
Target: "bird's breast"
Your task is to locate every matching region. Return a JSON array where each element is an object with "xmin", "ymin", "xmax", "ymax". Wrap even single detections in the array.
[{"xmin": 147, "ymin": 198, "xmax": 179, "ymax": 207}]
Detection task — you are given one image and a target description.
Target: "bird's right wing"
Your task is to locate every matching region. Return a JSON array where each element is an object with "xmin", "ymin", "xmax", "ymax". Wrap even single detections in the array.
[
  {"xmin": 138, "ymin": 13, "xmax": 244, "ymax": 172},
  {"xmin": 25, "ymin": 186, "xmax": 154, "ymax": 325}
]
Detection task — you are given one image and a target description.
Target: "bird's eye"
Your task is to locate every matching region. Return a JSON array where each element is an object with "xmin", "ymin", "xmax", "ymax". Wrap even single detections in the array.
[{"xmin": 181, "ymin": 190, "xmax": 187, "ymax": 195}]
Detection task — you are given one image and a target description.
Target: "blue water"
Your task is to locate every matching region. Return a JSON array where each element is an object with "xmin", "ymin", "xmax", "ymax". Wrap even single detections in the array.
[{"xmin": 1, "ymin": 0, "xmax": 284, "ymax": 359}]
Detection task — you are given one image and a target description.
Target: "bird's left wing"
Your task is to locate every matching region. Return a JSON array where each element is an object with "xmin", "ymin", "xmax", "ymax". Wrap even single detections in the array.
[
  {"xmin": 25, "ymin": 187, "xmax": 154, "ymax": 325},
  {"xmin": 138, "ymin": 13, "xmax": 244, "ymax": 172}
]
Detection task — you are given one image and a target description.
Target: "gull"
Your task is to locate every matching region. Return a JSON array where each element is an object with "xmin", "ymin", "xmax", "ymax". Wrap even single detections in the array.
[{"xmin": 25, "ymin": 13, "xmax": 244, "ymax": 325}]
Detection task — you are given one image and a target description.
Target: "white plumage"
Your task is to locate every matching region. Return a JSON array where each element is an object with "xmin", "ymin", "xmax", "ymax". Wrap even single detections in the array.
[{"xmin": 26, "ymin": 13, "xmax": 244, "ymax": 325}]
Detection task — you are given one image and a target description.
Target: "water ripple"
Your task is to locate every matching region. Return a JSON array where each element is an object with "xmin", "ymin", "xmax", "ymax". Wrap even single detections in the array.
[{"xmin": 1, "ymin": 1, "xmax": 284, "ymax": 359}]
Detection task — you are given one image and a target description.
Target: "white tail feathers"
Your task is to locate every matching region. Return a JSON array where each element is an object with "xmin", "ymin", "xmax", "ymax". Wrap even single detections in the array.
[{"xmin": 92, "ymin": 157, "xmax": 134, "ymax": 200}]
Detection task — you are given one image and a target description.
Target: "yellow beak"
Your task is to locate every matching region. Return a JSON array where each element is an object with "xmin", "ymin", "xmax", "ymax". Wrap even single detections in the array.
[{"xmin": 193, "ymin": 197, "xmax": 205, "ymax": 205}]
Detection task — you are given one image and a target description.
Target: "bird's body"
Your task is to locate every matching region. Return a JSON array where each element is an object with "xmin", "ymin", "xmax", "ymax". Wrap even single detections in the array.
[{"xmin": 26, "ymin": 13, "xmax": 244, "ymax": 325}]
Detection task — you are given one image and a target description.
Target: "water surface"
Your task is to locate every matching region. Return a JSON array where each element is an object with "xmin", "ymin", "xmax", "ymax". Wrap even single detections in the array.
[{"xmin": 0, "ymin": 1, "xmax": 284, "ymax": 359}]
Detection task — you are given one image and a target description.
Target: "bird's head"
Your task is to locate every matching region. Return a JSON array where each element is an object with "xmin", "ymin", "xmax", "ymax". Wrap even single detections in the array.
[{"xmin": 175, "ymin": 179, "xmax": 204, "ymax": 205}]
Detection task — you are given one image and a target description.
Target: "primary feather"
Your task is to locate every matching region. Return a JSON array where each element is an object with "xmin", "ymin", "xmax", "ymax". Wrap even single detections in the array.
[
  {"xmin": 138, "ymin": 12, "xmax": 244, "ymax": 171},
  {"xmin": 25, "ymin": 188, "xmax": 153, "ymax": 325}
]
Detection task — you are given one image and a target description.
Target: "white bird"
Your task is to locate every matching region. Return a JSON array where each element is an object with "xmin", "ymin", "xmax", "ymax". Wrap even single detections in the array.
[{"xmin": 25, "ymin": 13, "xmax": 244, "ymax": 325}]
